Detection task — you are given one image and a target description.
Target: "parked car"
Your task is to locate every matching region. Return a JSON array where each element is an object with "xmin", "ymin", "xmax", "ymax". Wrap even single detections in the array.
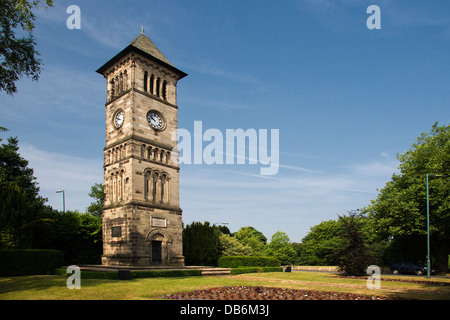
[{"xmin": 390, "ymin": 262, "xmax": 435, "ymax": 275}]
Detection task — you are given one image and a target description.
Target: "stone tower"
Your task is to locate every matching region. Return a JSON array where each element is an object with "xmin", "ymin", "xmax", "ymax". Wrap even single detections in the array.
[{"xmin": 96, "ymin": 31, "xmax": 187, "ymax": 266}]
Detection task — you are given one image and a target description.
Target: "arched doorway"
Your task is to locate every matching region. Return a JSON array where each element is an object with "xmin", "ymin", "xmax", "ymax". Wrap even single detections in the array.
[
  {"xmin": 146, "ymin": 229, "xmax": 172, "ymax": 265},
  {"xmin": 151, "ymin": 234, "xmax": 164, "ymax": 264}
]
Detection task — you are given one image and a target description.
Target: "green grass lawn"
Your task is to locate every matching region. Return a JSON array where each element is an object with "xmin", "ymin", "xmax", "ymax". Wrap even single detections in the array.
[{"xmin": 1, "ymin": 272, "xmax": 449, "ymax": 300}]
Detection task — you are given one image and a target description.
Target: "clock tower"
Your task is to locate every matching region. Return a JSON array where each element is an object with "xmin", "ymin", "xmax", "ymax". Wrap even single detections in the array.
[{"xmin": 96, "ymin": 30, "xmax": 187, "ymax": 266}]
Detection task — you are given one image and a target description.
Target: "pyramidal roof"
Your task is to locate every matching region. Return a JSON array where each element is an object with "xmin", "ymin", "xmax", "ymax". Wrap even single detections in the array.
[
  {"xmin": 129, "ymin": 33, "xmax": 174, "ymax": 67},
  {"xmin": 96, "ymin": 31, "xmax": 187, "ymax": 79}
]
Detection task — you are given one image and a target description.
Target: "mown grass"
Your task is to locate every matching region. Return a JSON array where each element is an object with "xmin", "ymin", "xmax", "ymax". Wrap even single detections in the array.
[{"xmin": 0, "ymin": 272, "xmax": 449, "ymax": 300}]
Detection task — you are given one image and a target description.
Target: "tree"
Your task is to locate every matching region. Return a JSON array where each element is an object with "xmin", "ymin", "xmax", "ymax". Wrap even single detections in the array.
[
  {"xmin": 0, "ymin": 135, "xmax": 45, "ymax": 248},
  {"xmin": 331, "ymin": 214, "xmax": 379, "ymax": 276},
  {"xmin": 218, "ymin": 233, "xmax": 252, "ymax": 256},
  {"xmin": 32, "ymin": 208, "xmax": 102, "ymax": 264},
  {"xmin": 182, "ymin": 221, "xmax": 219, "ymax": 266},
  {"xmin": 265, "ymin": 231, "xmax": 297, "ymax": 265},
  {"xmin": 0, "ymin": 136, "xmax": 41, "ymax": 202},
  {"xmin": 368, "ymin": 122, "xmax": 450, "ymax": 274},
  {"xmin": 87, "ymin": 183, "xmax": 104, "ymax": 218},
  {"xmin": 0, "ymin": 179, "xmax": 32, "ymax": 248},
  {"xmin": 300, "ymin": 219, "xmax": 344, "ymax": 265},
  {"xmin": 234, "ymin": 226, "xmax": 267, "ymax": 256},
  {"xmin": 0, "ymin": 0, "xmax": 54, "ymax": 95}
]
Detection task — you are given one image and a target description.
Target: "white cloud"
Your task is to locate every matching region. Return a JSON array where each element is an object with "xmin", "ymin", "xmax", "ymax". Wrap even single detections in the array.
[{"xmin": 348, "ymin": 152, "xmax": 399, "ymax": 177}]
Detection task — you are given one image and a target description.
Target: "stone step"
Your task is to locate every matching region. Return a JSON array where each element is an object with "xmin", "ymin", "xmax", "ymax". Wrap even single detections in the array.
[{"xmin": 201, "ymin": 268, "xmax": 231, "ymax": 276}]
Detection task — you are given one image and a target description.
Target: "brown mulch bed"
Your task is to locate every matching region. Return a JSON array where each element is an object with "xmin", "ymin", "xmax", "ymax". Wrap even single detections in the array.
[{"xmin": 162, "ymin": 286, "xmax": 389, "ymax": 300}]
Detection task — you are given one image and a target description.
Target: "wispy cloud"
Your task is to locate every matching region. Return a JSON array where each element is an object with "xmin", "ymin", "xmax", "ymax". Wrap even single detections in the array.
[
  {"xmin": 179, "ymin": 151, "xmax": 396, "ymax": 241},
  {"xmin": 184, "ymin": 97, "xmax": 252, "ymax": 110},
  {"xmin": 296, "ymin": 0, "xmax": 450, "ymax": 38},
  {"xmin": 20, "ymin": 143, "xmax": 103, "ymax": 212},
  {"xmin": 3, "ymin": 63, "xmax": 103, "ymax": 123},
  {"xmin": 182, "ymin": 59, "xmax": 265, "ymax": 88},
  {"xmin": 347, "ymin": 152, "xmax": 399, "ymax": 178}
]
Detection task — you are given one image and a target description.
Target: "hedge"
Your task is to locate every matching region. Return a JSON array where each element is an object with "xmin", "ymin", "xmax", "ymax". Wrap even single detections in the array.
[
  {"xmin": 55, "ymin": 268, "xmax": 203, "ymax": 279},
  {"xmin": 218, "ymin": 256, "xmax": 280, "ymax": 268},
  {"xmin": 55, "ymin": 268, "xmax": 118, "ymax": 279},
  {"xmin": 0, "ymin": 249, "xmax": 63, "ymax": 276},
  {"xmin": 131, "ymin": 269, "xmax": 202, "ymax": 278},
  {"xmin": 230, "ymin": 267, "xmax": 283, "ymax": 275}
]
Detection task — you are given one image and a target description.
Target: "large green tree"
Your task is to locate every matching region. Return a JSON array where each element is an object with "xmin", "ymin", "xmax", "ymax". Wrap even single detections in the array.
[
  {"xmin": 299, "ymin": 219, "xmax": 344, "ymax": 265},
  {"xmin": 0, "ymin": 179, "xmax": 32, "ymax": 248},
  {"xmin": 182, "ymin": 221, "xmax": 219, "ymax": 266},
  {"xmin": 218, "ymin": 233, "xmax": 252, "ymax": 256},
  {"xmin": 32, "ymin": 207, "xmax": 102, "ymax": 264},
  {"xmin": 368, "ymin": 122, "xmax": 450, "ymax": 274},
  {"xmin": 0, "ymin": 0, "xmax": 53, "ymax": 95},
  {"xmin": 0, "ymin": 136, "xmax": 41, "ymax": 202},
  {"xmin": 233, "ymin": 226, "xmax": 267, "ymax": 256},
  {"xmin": 0, "ymin": 135, "xmax": 45, "ymax": 248},
  {"xmin": 265, "ymin": 231, "xmax": 297, "ymax": 265}
]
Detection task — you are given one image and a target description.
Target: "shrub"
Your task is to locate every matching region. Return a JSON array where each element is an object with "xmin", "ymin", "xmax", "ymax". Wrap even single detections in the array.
[
  {"xmin": 0, "ymin": 249, "xmax": 63, "ymax": 276},
  {"xmin": 54, "ymin": 268, "xmax": 203, "ymax": 279},
  {"xmin": 55, "ymin": 268, "xmax": 119, "ymax": 279},
  {"xmin": 331, "ymin": 215, "xmax": 379, "ymax": 276},
  {"xmin": 218, "ymin": 256, "xmax": 280, "ymax": 268},
  {"xmin": 230, "ymin": 267, "xmax": 283, "ymax": 275},
  {"xmin": 131, "ymin": 269, "xmax": 202, "ymax": 278}
]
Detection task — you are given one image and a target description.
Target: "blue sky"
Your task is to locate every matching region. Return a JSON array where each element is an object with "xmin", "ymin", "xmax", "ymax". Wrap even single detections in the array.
[{"xmin": 2, "ymin": 0, "xmax": 450, "ymax": 242}]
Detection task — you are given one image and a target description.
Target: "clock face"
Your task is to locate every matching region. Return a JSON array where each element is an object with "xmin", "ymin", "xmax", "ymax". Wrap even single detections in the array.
[
  {"xmin": 114, "ymin": 111, "xmax": 125, "ymax": 128},
  {"xmin": 147, "ymin": 111, "xmax": 164, "ymax": 130}
]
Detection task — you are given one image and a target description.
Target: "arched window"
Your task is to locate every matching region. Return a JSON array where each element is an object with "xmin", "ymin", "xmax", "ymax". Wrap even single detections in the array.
[
  {"xmin": 143, "ymin": 71, "xmax": 148, "ymax": 92},
  {"xmin": 115, "ymin": 76, "xmax": 119, "ymax": 96},
  {"xmin": 110, "ymin": 79, "xmax": 115, "ymax": 99},
  {"xmin": 119, "ymin": 73, "xmax": 123, "ymax": 94},
  {"xmin": 162, "ymin": 81, "xmax": 167, "ymax": 100},
  {"xmin": 156, "ymin": 78, "xmax": 161, "ymax": 97},
  {"xmin": 123, "ymin": 70, "xmax": 128, "ymax": 91},
  {"xmin": 160, "ymin": 173, "xmax": 170, "ymax": 204},
  {"xmin": 166, "ymin": 152, "xmax": 170, "ymax": 165},
  {"xmin": 144, "ymin": 170, "xmax": 151, "ymax": 201},
  {"xmin": 152, "ymin": 172, "xmax": 159, "ymax": 202},
  {"xmin": 160, "ymin": 174, "xmax": 166, "ymax": 204},
  {"xmin": 149, "ymin": 74, "xmax": 154, "ymax": 94},
  {"xmin": 111, "ymin": 173, "xmax": 116, "ymax": 203},
  {"xmin": 118, "ymin": 170, "xmax": 124, "ymax": 201}
]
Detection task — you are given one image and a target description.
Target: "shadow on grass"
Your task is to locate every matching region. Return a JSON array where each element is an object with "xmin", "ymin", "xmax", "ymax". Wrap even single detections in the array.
[
  {"xmin": 0, "ymin": 276, "xmax": 67, "ymax": 295},
  {"xmin": 0, "ymin": 274, "xmax": 120, "ymax": 298},
  {"xmin": 383, "ymin": 284, "xmax": 450, "ymax": 300}
]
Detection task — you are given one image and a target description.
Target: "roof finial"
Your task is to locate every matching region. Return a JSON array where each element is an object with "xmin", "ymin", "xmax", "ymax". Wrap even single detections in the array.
[{"xmin": 141, "ymin": 26, "xmax": 144, "ymax": 34}]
